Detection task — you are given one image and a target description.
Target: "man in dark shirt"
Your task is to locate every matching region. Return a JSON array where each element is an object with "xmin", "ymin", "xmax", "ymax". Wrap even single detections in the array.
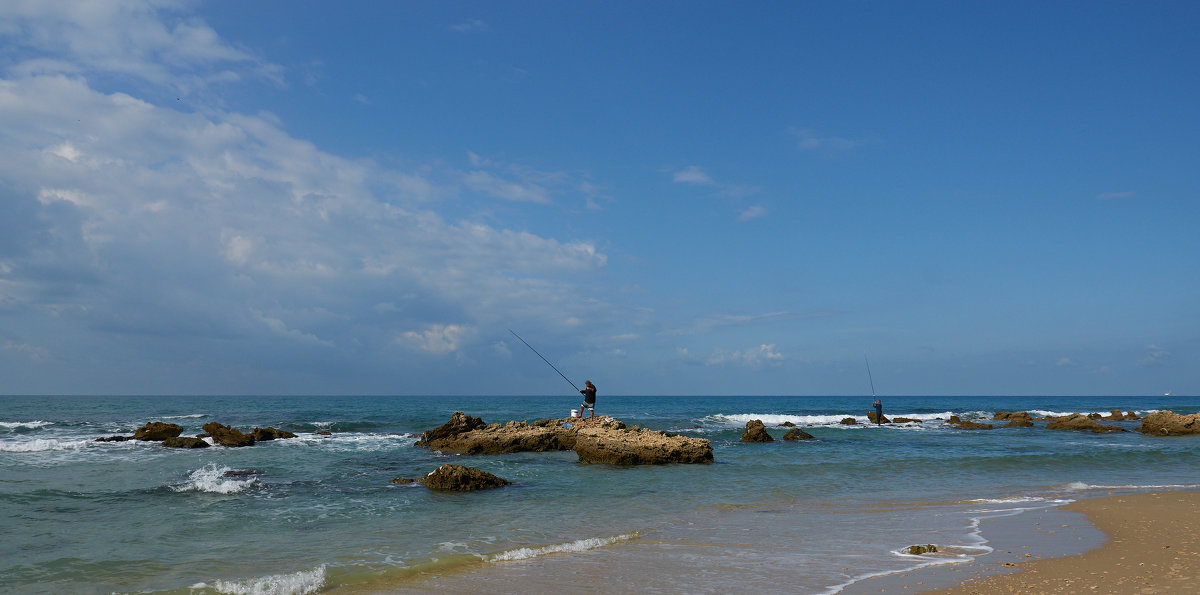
[{"xmin": 578, "ymin": 381, "xmax": 596, "ymax": 418}]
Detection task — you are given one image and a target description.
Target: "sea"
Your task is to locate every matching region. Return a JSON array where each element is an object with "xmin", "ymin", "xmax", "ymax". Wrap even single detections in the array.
[{"xmin": 3, "ymin": 394, "xmax": 1200, "ymax": 595}]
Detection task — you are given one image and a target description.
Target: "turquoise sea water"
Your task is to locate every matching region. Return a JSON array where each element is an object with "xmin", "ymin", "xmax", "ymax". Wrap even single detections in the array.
[{"xmin": 3, "ymin": 394, "xmax": 1200, "ymax": 594}]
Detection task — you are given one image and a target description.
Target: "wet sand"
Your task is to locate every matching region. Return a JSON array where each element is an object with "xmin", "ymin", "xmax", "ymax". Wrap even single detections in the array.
[{"xmin": 858, "ymin": 491, "xmax": 1200, "ymax": 595}]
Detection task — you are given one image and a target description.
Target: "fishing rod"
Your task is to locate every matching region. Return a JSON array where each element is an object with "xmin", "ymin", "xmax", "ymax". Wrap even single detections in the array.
[
  {"xmin": 508, "ymin": 329, "xmax": 581, "ymax": 393},
  {"xmin": 864, "ymin": 355, "xmax": 877, "ymax": 398}
]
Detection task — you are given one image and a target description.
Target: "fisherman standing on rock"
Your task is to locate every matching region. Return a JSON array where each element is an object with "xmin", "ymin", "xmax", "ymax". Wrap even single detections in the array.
[{"xmin": 578, "ymin": 381, "xmax": 597, "ymax": 418}]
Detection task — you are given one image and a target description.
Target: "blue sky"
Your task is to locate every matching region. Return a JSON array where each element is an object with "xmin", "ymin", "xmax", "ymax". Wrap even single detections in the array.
[{"xmin": 1, "ymin": 1, "xmax": 1196, "ymax": 396}]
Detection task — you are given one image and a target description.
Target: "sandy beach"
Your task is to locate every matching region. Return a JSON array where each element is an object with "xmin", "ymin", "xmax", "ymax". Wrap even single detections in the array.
[{"xmin": 868, "ymin": 491, "xmax": 1200, "ymax": 595}]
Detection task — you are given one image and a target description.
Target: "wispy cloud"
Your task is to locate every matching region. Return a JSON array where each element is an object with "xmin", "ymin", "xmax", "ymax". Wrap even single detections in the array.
[
  {"xmin": 788, "ymin": 127, "xmax": 861, "ymax": 151},
  {"xmin": 449, "ymin": 19, "xmax": 489, "ymax": 34},
  {"xmin": 463, "ymin": 170, "xmax": 552, "ymax": 204},
  {"xmin": 1141, "ymin": 344, "xmax": 1169, "ymax": 367},
  {"xmin": 1097, "ymin": 191, "xmax": 1136, "ymax": 200},
  {"xmin": 738, "ymin": 205, "xmax": 768, "ymax": 221},
  {"xmin": 398, "ymin": 324, "xmax": 475, "ymax": 353},
  {"xmin": 665, "ymin": 311, "xmax": 834, "ymax": 336},
  {"xmin": 672, "ymin": 165, "xmax": 714, "ymax": 185},
  {"xmin": 706, "ymin": 344, "xmax": 784, "ymax": 368}
]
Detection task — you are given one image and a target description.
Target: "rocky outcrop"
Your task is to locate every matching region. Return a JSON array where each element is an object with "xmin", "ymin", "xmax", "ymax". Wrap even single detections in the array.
[
  {"xmin": 866, "ymin": 411, "xmax": 890, "ymax": 424},
  {"xmin": 202, "ymin": 422, "xmax": 256, "ymax": 447},
  {"xmin": 906, "ymin": 544, "xmax": 938, "ymax": 555},
  {"xmin": 1137, "ymin": 410, "xmax": 1200, "ymax": 436},
  {"xmin": 891, "ymin": 417, "xmax": 921, "ymax": 424},
  {"xmin": 163, "ymin": 436, "xmax": 209, "ymax": 448},
  {"xmin": 416, "ymin": 412, "xmax": 712, "ymax": 465},
  {"xmin": 1045, "ymin": 413, "xmax": 1126, "ymax": 433},
  {"xmin": 740, "ymin": 420, "xmax": 774, "ymax": 442},
  {"xmin": 574, "ymin": 425, "xmax": 713, "ymax": 465},
  {"xmin": 133, "ymin": 422, "xmax": 183, "ymax": 441},
  {"xmin": 95, "ymin": 435, "xmax": 130, "ymax": 442},
  {"xmin": 840, "ymin": 417, "xmax": 858, "ymax": 425},
  {"xmin": 994, "ymin": 411, "xmax": 1035, "ymax": 428},
  {"xmin": 779, "ymin": 421, "xmax": 796, "ymax": 427},
  {"xmin": 392, "ymin": 464, "xmax": 511, "ymax": 491},
  {"xmin": 946, "ymin": 416, "xmax": 994, "ymax": 430},
  {"xmin": 251, "ymin": 427, "xmax": 297, "ymax": 441},
  {"xmin": 782, "ymin": 428, "xmax": 814, "ymax": 441},
  {"xmin": 416, "ymin": 416, "xmax": 578, "ymax": 455}
]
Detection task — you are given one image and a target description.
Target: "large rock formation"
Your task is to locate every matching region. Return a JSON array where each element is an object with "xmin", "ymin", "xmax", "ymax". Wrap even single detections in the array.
[
  {"xmin": 994, "ymin": 411, "xmax": 1035, "ymax": 428},
  {"xmin": 415, "ymin": 412, "xmax": 712, "ymax": 465},
  {"xmin": 202, "ymin": 422, "xmax": 256, "ymax": 447},
  {"xmin": 866, "ymin": 411, "xmax": 891, "ymax": 424},
  {"xmin": 251, "ymin": 427, "xmax": 298, "ymax": 441},
  {"xmin": 163, "ymin": 436, "xmax": 209, "ymax": 448},
  {"xmin": 1045, "ymin": 413, "xmax": 1126, "ymax": 433},
  {"xmin": 132, "ymin": 422, "xmax": 183, "ymax": 441},
  {"xmin": 416, "ymin": 415, "xmax": 578, "ymax": 455},
  {"xmin": 392, "ymin": 464, "xmax": 511, "ymax": 491},
  {"xmin": 740, "ymin": 420, "xmax": 774, "ymax": 442},
  {"xmin": 1137, "ymin": 410, "xmax": 1200, "ymax": 436},
  {"xmin": 574, "ymin": 425, "xmax": 713, "ymax": 465},
  {"xmin": 782, "ymin": 428, "xmax": 815, "ymax": 441}
]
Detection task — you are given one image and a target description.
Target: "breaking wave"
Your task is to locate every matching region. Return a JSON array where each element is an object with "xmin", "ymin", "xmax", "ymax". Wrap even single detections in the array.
[
  {"xmin": 195, "ymin": 564, "xmax": 327, "ymax": 595},
  {"xmin": 171, "ymin": 463, "xmax": 259, "ymax": 494}
]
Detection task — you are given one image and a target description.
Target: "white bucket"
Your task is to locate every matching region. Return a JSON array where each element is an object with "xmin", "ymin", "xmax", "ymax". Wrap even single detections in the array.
[{"xmin": 570, "ymin": 409, "xmax": 578, "ymax": 418}]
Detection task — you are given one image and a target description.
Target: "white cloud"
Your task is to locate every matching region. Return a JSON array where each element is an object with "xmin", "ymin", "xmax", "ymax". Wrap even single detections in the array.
[
  {"xmin": 0, "ymin": 0, "xmax": 283, "ymax": 92},
  {"xmin": 788, "ymin": 127, "xmax": 859, "ymax": 151},
  {"xmin": 398, "ymin": 324, "xmax": 474, "ymax": 354},
  {"xmin": 737, "ymin": 205, "xmax": 768, "ymax": 221},
  {"xmin": 706, "ymin": 344, "xmax": 784, "ymax": 368},
  {"xmin": 5, "ymin": 340, "xmax": 49, "ymax": 362},
  {"xmin": 449, "ymin": 19, "xmax": 489, "ymax": 34},
  {"xmin": 0, "ymin": 31, "xmax": 609, "ymax": 388},
  {"xmin": 672, "ymin": 165, "xmax": 714, "ymax": 185},
  {"xmin": 1141, "ymin": 344, "xmax": 1169, "ymax": 367},
  {"xmin": 1097, "ymin": 191, "xmax": 1136, "ymax": 200},
  {"xmin": 463, "ymin": 170, "xmax": 552, "ymax": 204}
]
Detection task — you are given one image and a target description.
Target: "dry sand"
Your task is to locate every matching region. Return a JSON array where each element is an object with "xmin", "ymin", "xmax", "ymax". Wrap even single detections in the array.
[{"xmin": 883, "ymin": 491, "xmax": 1200, "ymax": 595}]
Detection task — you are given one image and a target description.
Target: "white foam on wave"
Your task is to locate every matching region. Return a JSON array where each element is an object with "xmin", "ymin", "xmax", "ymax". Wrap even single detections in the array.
[
  {"xmin": 193, "ymin": 564, "xmax": 326, "ymax": 595},
  {"xmin": 171, "ymin": 463, "xmax": 259, "ymax": 495},
  {"xmin": 486, "ymin": 533, "xmax": 638, "ymax": 563},
  {"xmin": 0, "ymin": 438, "xmax": 91, "ymax": 452},
  {"xmin": 707, "ymin": 411, "xmax": 957, "ymax": 428},
  {"xmin": 161, "ymin": 413, "xmax": 206, "ymax": 420},
  {"xmin": 1062, "ymin": 481, "xmax": 1200, "ymax": 492},
  {"xmin": 279, "ymin": 432, "xmax": 419, "ymax": 452},
  {"xmin": 0, "ymin": 420, "xmax": 54, "ymax": 430}
]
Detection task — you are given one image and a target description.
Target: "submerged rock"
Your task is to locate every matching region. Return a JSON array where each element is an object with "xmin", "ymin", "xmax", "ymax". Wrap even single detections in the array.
[
  {"xmin": 839, "ymin": 417, "xmax": 858, "ymax": 425},
  {"xmin": 1137, "ymin": 410, "xmax": 1200, "ymax": 436},
  {"xmin": 946, "ymin": 416, "xmax": 994, "ymax": 430},
  {"xmin": 392, "ymin": 464, "xmax": 511, "ymax": 491},
  {"xmin": 740, "ymin": 420, "xmax": 774, "ymax": 442},
  {"xmin": 1045, "ymin": 413, "xmax": 1126, "ymax": 433},
  {"xmin": 782, "ymin": 428, "xmax": 815, "ymax": 441},
  {"xmin": 132, "ymin": 422, "xmax": 183, "ymax": 441},
  {"xmin": 95, "ymin": 435, "xmax": 130, "ymax": 442},
  {"xmin": 891, "ymin": 417, "xmax": 921, "ymax": 424},
  {"xmin": 906, "ymin": 544, "xmax": 938, "ymax": 555}
]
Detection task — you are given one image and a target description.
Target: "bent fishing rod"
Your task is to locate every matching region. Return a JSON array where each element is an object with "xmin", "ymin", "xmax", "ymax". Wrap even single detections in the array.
[{"xmin": 508, "ymin": 329, "xmax": 581, "ymax": 393}]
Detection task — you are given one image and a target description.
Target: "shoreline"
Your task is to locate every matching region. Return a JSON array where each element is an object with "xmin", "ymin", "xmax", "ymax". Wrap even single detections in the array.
[{"xmin": 851, "ymin": 490, "xmax": 1200, "ymax": 594}]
